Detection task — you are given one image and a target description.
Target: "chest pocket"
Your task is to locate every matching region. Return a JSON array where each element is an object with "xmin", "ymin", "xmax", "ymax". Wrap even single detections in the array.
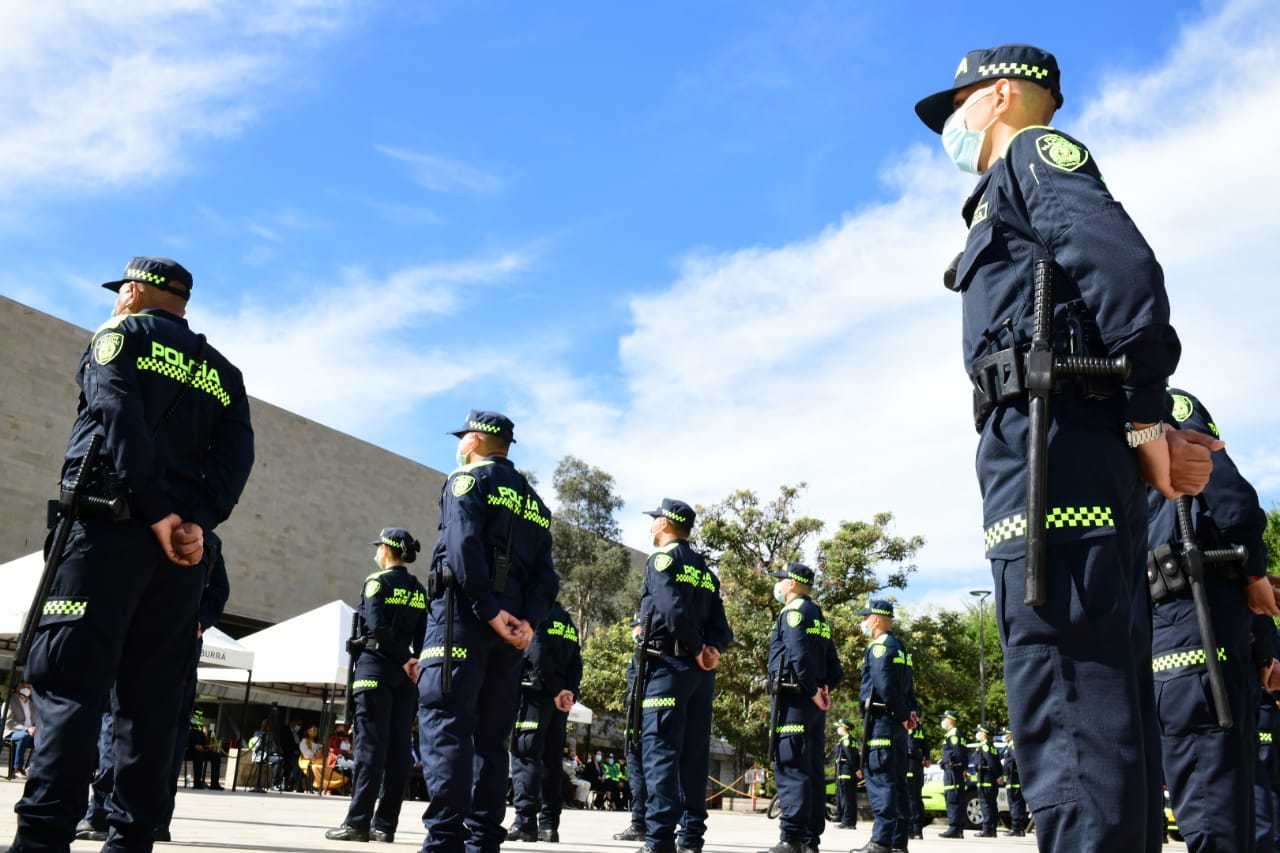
[{"xmin": 950, "ymin": 218, "xmax": 995, "ymax": 294}]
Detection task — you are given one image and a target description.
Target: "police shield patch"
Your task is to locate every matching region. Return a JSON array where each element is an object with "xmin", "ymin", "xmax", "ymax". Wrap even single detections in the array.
[
  {"xmin": 364, "ymin": 579, "xmax": 381, "ymax": 598},
  {"xmin": 786, "ymin": 610, "xmax": 803, "ymax": 628},
  {"xmin": 93, "ymin": 332, "xmax": 124, "ymax": 365},
  {"xmin": 653, "ymin": 553, "xmax": 673, "ymax": 572},
  {"xmin": 872, "ymin": 644, "xmax": 888, "ymax": 659},
  {"xmin": 1170, "ymin": 394, "xmax": 1194, "ymax": 423},
  {"xmin": 451, "ymin": 474, "xmax": 476, "ymax": 497},
  {"xmin": 1036, "ymin": 133, "xmax": 1089, "ymax": 172}
]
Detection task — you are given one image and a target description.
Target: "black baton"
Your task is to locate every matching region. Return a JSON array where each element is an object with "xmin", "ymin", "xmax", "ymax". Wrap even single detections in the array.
[
  {"xmin": 1175, "ymin": 496, "xmax": 1247, "ymax": 729},
  {"xmin": 1023, "ymin": 259, "xmax": 1130, "ymax": 606}
]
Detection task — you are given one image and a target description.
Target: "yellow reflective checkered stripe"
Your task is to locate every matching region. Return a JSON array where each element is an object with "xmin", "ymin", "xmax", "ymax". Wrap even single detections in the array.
[
  {"xmin": 1262, "ymin": 732, "xmax": 1274, "ymax": 744},
  {"xmin": 515, "ymin": 721, "xmax": 539, "ymax": 731},
  {"xmin": 136, "ymin": 356, "xmax": 231, "ymax": 406},
  {"xmin": 776, "ymin": 724, "xmax": 805, "ymax": 734},
  {"xmin": 1152, "ymin": 647, "xmax": 1227, "ymax": 673},
  {"xmin": 43, "ymin": 599, "xmax": 86, "ymax": 617},
  {"xmin": 984, "ymin": 506, "xmax": 1115, "ymax": 549},
  {"xmin": 978, "ymin": 62, "xmax": 1050, "ymax": 81},
  {"xmin": 420, "ymin": 646, "xmax": 468, "ymax": 660},
  {"xmin": 352, "ymin": 679, "xmax": 378, "ymax": 689},
  {"xmin": 867, "ymin": 738, "xmax": 892, "ymax": 748},
  {"xmin": 642, "ymin": 696, "xmax": 675, "ymax": 709}
]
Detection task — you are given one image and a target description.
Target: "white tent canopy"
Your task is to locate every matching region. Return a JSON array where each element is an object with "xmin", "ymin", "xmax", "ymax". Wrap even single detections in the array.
[
  {"xmin": 200, "ymin": 626, "xmax": 254, "ymax": 671},
  {"xmin": 199, "ymin": 599, "xmax": 354, "ymax": 688},
  {"xmin": 0, "ymin": 552, "xmax": 44, "ymax": 638},
  {"xmin": 568, "ymin": 702, "xmax": 593, "ymax": 724}
]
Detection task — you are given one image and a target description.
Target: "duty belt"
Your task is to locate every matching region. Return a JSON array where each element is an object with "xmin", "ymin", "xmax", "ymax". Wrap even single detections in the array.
[{"xmin": 971, "ymin": 343, "xmax": 1119, "ymax": 432}]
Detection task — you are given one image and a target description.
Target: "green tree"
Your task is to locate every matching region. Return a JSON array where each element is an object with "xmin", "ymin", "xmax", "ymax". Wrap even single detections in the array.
[
  {"xmin": 578, "ymin": 619, "xmax": 635, "ymax": 714},
  {"xmin": 551, "ymin": 455, "xmax": 635, "ymax": 639},
  {"xmin": 1264, "ymin": 506, "xmax": 1280, "ymax": 576}
]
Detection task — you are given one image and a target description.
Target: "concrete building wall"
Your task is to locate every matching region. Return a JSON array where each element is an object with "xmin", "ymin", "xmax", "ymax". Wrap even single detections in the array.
[{"xmin": 0, "ymin": 296, "xmax": 447, "ymax": 629}]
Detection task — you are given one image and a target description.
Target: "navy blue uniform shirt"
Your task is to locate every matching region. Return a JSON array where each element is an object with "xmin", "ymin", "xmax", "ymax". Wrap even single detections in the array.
[
  {"xmin": 859, "ymin": 631, "xmax": 910, "ymax": 722},
  {"xmin": 431, "ymin": 455, "xmax": 558, "ymax": 628},
  {"xmin": 359, "ymin": 563, "xmax": 428, "ymax": 666},
  {"xmin": 953, "ymin": 126, "xmax": 1180, "ymax": 429},
  {"xmin": 63, "ymin": 308, "xmax": 254, "ymax": 532},
  {"xmin": 198, "ymin": 531, "xmax": 231, "ymax": 632},
  {"xmin": 524, "ymin": 601, "xmax": 583, "ymax": 699},
  {"xmin": 768, "ymin": 595, "xmax": 843, "ymax": 699},
  {"xmin": 1147, "ymin": 388, "xmax": 1268, "ymax": 579},
  {"xmin": 640, "ymin": 539, "xmax": 732, "ymax": 657}
]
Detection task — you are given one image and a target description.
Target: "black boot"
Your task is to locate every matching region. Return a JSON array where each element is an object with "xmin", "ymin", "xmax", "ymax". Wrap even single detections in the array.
[
  {"xmin": 505, "ymin": 824, "xmax": 539, "ymax": 842},
  {"xmin": 849, "ymin": 842, "xmax": 893, "ymax": 853},
  {"xmin": 937, "ymin": 828, "xmax": 964, "ymax": 839},
  {"xmin": 615, "ymin": 826, "xmax": 645, "ymax": 841},
  {"xmin": 538, "ymin": 829, "xmax": 560, "ymax": 843},
  {"xmin": 757, "ymin": 842, "xmax": 801, "ymax": 853},
  {"xmin": 325, "ymin": 825, "xmax": 370, "ymax": 842}
]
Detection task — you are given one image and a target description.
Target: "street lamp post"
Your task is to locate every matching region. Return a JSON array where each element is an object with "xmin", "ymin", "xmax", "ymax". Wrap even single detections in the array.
[{"xmin": 970, "ymin": 589, "xmax": 992, "ymax": 727}]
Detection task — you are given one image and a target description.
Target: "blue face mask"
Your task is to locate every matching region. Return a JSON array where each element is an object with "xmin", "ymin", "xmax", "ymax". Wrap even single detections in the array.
[{"xmin": 941, "ymin": 87, "xmax": 997, "ymax": 175}]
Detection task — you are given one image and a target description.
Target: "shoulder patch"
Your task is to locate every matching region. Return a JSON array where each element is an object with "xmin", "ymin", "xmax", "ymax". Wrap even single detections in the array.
[
  {"xmin": 786, "ymin": 610, "xmax": 803, "ymax": 628},
  {"xmin": 653, "ymin": 553, "xmax": 673, "ymax": 572},
  {"xmin": 1169, "ymin": 394, "xmax": 1194, "ymax": 423},
  {"xmin": 364, "ymin": 579, "xmax": 381, "ymax": 598},
  {"xmin": 1035, "ymin": 133, "xmax": 1090, "ymax": 172},
  {"xmin": 872, "ymin": 644, "xmax": 888, "ymax": 659},
  {"xmin": 93, "ymin": 332, "xmax": 125, "ymax": 366},
  {"xmin": 451, "ymin": 474, "xmax": 477, "ymax": 497}
]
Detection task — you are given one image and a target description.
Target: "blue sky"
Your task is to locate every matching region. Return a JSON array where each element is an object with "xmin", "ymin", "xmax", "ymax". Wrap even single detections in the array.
[{"xmin": 4, "ymin": 0, "xmax": 1277, "ymax": 613}]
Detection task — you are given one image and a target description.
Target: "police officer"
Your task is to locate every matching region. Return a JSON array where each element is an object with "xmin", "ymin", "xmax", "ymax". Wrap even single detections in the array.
[
  {"xmin": 905, "ymin": 720, "xmax": 927, "ymax": 840},
  {"xmin": 936, "ymin": 711, "xmax": 966, "ymax": 840},
  {"xmin": 914, "ymin": 45, "xmax": 1220, "ymax": 849},
  {"xmin": 417, "ymin": 410, "xmax": 558, "ymax": 853},
  {"xmin": 615, "ymin": 616, "xmax": 649, "ymax": 842},
  {"xmin": 972, "ymin": 725, "xmax": 1000, "ymax": 837},
  {"xmin": 1257, "ymin": 686, "xmax": 1280, "ymax": 852},
  {"xmin": 760, "ymin": 562, "xmax": 843, "ymax": 853},
  {"xmin": 851, "ymin": 599, "xmax": 913, "ymax": 853},
  {"xmin": 327, "ymin": 527, "xmax": 428, "ymax": 842},
  {"xmin": 637, "ymin": 497, "xmax": 733, "ymax": 853},
  {"xmin": 1001, "ymin": 729, "xmax": 1026, "ymax": 837},
  {"xmin": 10, "ymin": 256, "xmax": 254, "ymax": 853},
  {"xmin": 506, "ymin": 599, "xmax": 582, "ymax": 844},
  {"xmin": 1148, "ymin": 388, "xmax": 1278, "ymax": 851},
  {"xmin": 834, "ymin": 718, "xmax": 860, "ymax": 830}
]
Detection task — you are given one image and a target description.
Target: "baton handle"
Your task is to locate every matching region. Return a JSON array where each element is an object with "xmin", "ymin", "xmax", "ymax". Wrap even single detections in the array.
[
  {"xmin": 1175, "ymin": 496, "xmax": 1233, "ymax": 729},
  {"xmin": 442, "ymin": 587, "xmax": 454, "ymax": 695}
]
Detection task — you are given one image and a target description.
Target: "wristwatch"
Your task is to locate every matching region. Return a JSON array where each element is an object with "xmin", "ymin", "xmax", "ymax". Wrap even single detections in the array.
[{"xmin": 1124, "ymin": 421, "xmax": 1165, "ymax": 448}]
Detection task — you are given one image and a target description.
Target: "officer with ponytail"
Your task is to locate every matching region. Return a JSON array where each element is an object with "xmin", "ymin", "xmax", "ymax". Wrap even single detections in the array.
[{"xmin": 327, "ymin": 527, "xmax": 428, "ymax": 843}]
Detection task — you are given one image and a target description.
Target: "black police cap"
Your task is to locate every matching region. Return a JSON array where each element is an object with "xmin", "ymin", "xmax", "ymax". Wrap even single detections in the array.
[
  {"xmin": 767, "ymin": 561, "xmax": 815, "ymax": 585},
  {"xmin": 101, "ymin": 256, "xmax": 194, "ymax": 300},
  {"xmin": 448, "ymin": 409, "xmax": 516, "ymax": 443},
  {"xmin": 915, "ymin": 44, "xmax": 1064, "ymax": 134},
  {"xmin": 642, "ymin": 497, "xmax": 696, "ymax": 528},
  {"xmin": 370, "ymin": 527, "xmax": 416, "ymax": 553}
]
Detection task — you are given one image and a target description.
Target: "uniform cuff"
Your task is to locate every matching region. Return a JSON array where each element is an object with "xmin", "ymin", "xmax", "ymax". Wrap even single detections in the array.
[
  {"xmin": 132, "ymin": 491, "xmax": 171, "ymax": 526},
  {"xmin": 1124, "ymin": 384, "xmax": 1166, "ymax": 427},
  {"xmin": 471, "ymin": 596, "xmax": 500, "ymax": 625}
]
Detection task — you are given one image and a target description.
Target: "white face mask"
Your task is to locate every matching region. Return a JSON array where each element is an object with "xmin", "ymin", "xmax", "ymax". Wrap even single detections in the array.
[
  {"xmin": 19, "ymin": 687, "xmax": 32, "ymax": 697},
  {"xmin": 941, "ymin": 86, "xmax": 998, "ymax": 175},
  {"xmin": 860, "ymin": 619, "xmax": 873, "ymax": 638},
  {"xmin": 773, "ymin": 581, "xmax": 787, "ymax": 604},
  {"xmin": 455, "ymin": 435, "xmax": 472, "ymax": 468}
]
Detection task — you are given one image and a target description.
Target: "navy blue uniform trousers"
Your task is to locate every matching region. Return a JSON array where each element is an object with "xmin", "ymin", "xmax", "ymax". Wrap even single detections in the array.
[
  {"xmin": 509, "ymin": 694, "xmax": 569, "ymax": 831},
  {"xmin": 989, "ymin": 408, "xmax": 1161, "ymax": 852},
  {"xmin": 1154, "ymin": 574, "xmax": 1254, "ymax": 852},
  {"xmin": 13, "ymin": 521, "xmax": 201, "ymax": 853},
  {"xmin": 417, "ymin": 629, "xmax": 522, "ymax": 853},
  {"xmin": 865, "ymin": 723, "xmax": 908, "ymax": 847},
  {"xmin": 348, "ymin": 669, "xmax": 417, "ymax": 834},
  {"xmin": 642, "ymin": 656, "xmax": 713, "ymax": 852},
  {"xmin": 626, "ymin": 717, "xmax": 647, "ymax": 831},
  {"xmin": 943, "ymin": 771, "xmax": 965, "ymax": 833},
  {"xmin": 773, "ymin": 701, "xmax": 825, "ymax": 847}
]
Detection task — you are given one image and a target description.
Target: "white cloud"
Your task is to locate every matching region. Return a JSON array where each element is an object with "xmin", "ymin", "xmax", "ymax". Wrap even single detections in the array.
[
  {"xmin": 375, "ymin": 146, "xmax": 506, "ymax": 195},
  {"xmin": 507, "ymin": 0, "xmax": 1280, "ymax": 610},
  {"xmin": 191, "ymin": 250, "xmax": 535, "ymax": 430},
  {"xmin": 0, "ymin": 1, "xmax": 352, "ymax": 197}
]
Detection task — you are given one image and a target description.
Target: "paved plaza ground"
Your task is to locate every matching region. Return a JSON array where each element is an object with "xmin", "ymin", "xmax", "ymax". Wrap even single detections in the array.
[{"xmin": 0, "ymin": 776, "xmax": 1034, "ymax": 852}]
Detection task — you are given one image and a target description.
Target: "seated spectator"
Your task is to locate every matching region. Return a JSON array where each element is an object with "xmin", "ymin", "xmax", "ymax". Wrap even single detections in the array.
[
  {"xmin": 327, "ymin": 723, "xmax": 356, "ymax": 773},
  {"xmin": 190, "ymin": 722, "xmax": 223, "ymax": 790},
  {"xmin": 4, "ymin": 683, "xmax": 38, "ymax": 778},
  {"xmin": 248, "ymin": 719, "xmax": 283, "ymax": 793},
  {"xmin": 299, "ymin": 725, "xmax": 342, "ymax": 793}
]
